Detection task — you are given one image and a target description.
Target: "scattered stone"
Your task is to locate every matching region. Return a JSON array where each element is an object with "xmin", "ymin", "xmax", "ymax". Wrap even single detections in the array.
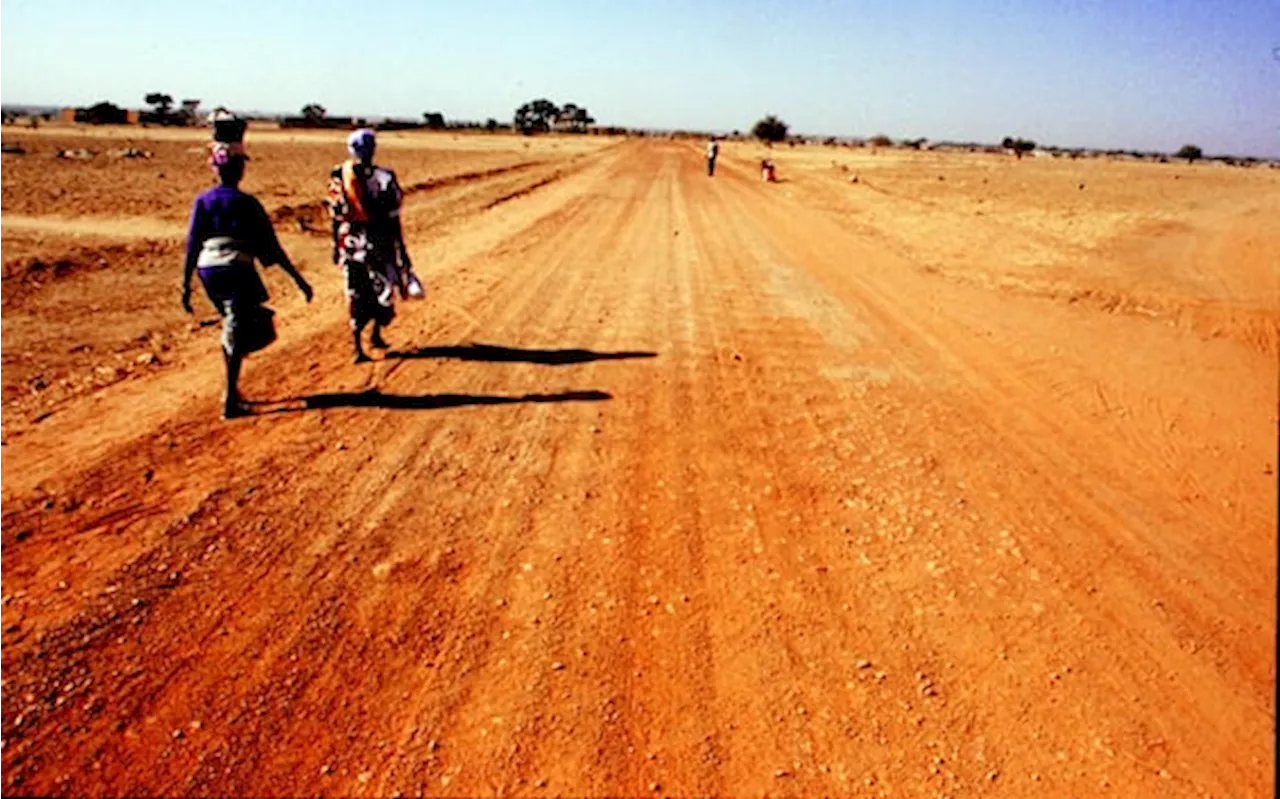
[
  {"xmin": 774, "ymin": 768, "xmax": 790, "ymax": 778},
  {"xmin": 856, "ymin": 659, "xmax": 871, "ymax": 669},
  {"xmin": 649, "ymin": 782, "xmax": 661, "ymax": 792},
  {"xmin": 551, "ymin": 661, "xmax": 566, "ymax": 671},
  {"xmin": 320, "ymin": 764, "xmax": 332, "ymax": 775},
  {"xmin": 171, "ymin": 729, "xmax": 184, "ymax": 740}
]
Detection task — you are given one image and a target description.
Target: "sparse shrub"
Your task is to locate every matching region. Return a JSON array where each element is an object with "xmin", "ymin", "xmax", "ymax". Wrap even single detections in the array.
[
  {"xmin": 1175, "ymin": 144, "xmax": 1202, "ymax": 163},
  {"xmin": 752, "ymin": 115, "xmax": 789, "ymax": 143},
  {"xmin": 1002, "ymin": 136, "xmax": 1036, "ymax": 159}
]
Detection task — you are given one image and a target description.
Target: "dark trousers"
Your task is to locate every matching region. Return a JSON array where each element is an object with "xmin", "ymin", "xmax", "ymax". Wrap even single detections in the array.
[{"xmin": 707, "ymin": 157, "xmax": 716, "ymax": 176}]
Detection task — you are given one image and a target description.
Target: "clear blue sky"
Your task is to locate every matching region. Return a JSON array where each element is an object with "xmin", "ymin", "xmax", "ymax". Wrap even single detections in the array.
[{"xmin": 3, "ymin": 0, "xmax": 1278, "ymax": 156}]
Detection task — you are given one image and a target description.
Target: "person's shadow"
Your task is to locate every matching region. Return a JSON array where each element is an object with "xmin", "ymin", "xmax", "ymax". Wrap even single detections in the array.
[
  {"xmin": 302, "ymin": 388, "xmax": 610, "ymax": 410},
  {"xmin": 250, "ymin": 389, "xmax": 612, "ymax": 414},
  {"xmin": 247, "ymin": 343, "xmax": 656, "ymax": 415},
  {"xmin": 387, "ymin": 342, "xmax": 657, "ymax": 365}
]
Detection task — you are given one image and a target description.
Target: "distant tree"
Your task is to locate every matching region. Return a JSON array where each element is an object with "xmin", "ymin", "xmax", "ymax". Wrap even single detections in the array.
[
  {"xmin": 1175, "ymin": 144, "xmax": 1203, "ymax": 163},
  {"xmin": 752, "ymin": 114, "xmax": 789, "ymax": 143},
  {"xmin": 301, "ymin": 103, "xmax": 327, "ymax": 123},
  {"xmin": 868, "ymin": 133, "xmax": 892, "ymax": 148},
  {"xmin": 485, "ymin": 118, "xmax": 499, "ymax": 132},
  {"xmin": 423, "ymin": 111, "xmax": 446, "ymax": 129},
  {"xmin": 554, "ymin": 103, "xmax": 594, "ymax": 133},
  {"xmin": 558, "ymin": 102, "xmax": 580, "ymax": 131},
  {"xmin": 144, "ymin": 93, "xmax": 174, "ymax": 114},
  {"xmin": 514, "ymin": 98, "xmax": 560, "ymax": 134},
  {"xmin": 177, "ymin": 99, "xmax": 201, "ymax": 126},
  {"xmin": 1002, "ymin": 136, "xmax": 1036, "ymax": 159}
]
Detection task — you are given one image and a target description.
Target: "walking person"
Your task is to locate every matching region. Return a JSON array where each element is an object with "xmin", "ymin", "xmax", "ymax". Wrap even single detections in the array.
[
  {"xmin": 706, "ymin": 137, "xmax": 719, "ymax": 176},
  {"xmin": 327, "ymin": 128, "xmax": 422, "ymax": 363},
  {"xmin": 182, "ymin": 114, "xmax": 313, "ymax": 419}
]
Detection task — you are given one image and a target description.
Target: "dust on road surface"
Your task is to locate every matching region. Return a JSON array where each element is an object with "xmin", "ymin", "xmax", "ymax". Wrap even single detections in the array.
[{"xmin": 2, "ymin": 130, "xmax": 1276, "ymax": 797}]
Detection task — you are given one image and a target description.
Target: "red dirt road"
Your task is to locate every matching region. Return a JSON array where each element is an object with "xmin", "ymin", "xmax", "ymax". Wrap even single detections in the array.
[{"xmin": 2, "ymin": 136, "xmax": 1276, "ymax": 797}]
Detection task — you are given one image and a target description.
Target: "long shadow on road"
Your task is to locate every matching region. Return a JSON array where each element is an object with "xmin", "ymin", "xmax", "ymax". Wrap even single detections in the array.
[
  {"xmin": 305, "ymin": 389, "xmax": 611, "ymax": 410},
  {"xmin": 250, "ymin": 389, "xmax": 611, "ymax": 414},
  {"xmin": 387, "ymin": 342, "xmax": 657, "ymax": 365}
]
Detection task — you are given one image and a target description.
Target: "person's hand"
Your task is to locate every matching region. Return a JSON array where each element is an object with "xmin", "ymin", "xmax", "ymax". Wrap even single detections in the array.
[{"xmin": 181, "ymin": 285, "xmax": 194, "ymax": 314}]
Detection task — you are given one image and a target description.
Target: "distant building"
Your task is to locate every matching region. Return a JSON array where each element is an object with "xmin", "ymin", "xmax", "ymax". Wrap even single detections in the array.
[{"xmin": 63, "ymin": 104, "xmax": 141, "ymax": 125}]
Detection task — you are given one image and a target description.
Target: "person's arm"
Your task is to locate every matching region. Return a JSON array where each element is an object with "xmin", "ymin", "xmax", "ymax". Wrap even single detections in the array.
[
  {"xmin": 277, "ymin": 256, "xmax": 314, "ymax": 303},
  {"xmin": 327, "ymin": 168, "xmax": 343, "ymax": 264},
  {"xmin": 181, "ymin": 198, "xmax": 203, "ymax": 313},
  {"xmin": 389, "ymin": 171, "xmax": 412, "ymax": 282},
  {"xmin": 254, "ymin": 198, "xmax": 313, "ymax": 302}
]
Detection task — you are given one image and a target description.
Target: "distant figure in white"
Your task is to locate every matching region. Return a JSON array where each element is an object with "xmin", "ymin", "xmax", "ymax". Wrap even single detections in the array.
[{"xmin": 706, "ymin": 138, "xmax": 719, "ymax": 176}]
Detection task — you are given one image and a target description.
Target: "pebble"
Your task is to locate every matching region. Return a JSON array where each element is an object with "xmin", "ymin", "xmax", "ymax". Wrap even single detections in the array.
[
  {"xmin": 774, "ymin": 768, "xmax": 790, "ymax": 778},
  {"xmin": 649, "ymin": 782, "xmax": 661, "ymax": 792},
  {"xmin": 551, "ymin": 661, "xmax": 566, "ymax": 671},
  {"xmin": 856, "ymin": 659, "xmax": 871, "ymax": 669}
]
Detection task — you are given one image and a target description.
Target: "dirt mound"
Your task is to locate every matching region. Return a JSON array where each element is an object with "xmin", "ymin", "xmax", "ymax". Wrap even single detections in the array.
[{"xmin": 3, "ymin": 240, "xmax": 181, "ymax": 304}]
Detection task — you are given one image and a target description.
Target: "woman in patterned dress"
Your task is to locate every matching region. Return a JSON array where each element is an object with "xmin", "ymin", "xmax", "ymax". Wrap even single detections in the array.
[{"xmin": 328, "ymin": 128, "xmax": 420, "ymax": 362}]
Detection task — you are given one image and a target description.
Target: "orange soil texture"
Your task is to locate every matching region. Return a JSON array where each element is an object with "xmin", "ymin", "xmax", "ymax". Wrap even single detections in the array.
[{"xmin": 2, "ymin": 126, "xmax": 1277, "ymax": 797}]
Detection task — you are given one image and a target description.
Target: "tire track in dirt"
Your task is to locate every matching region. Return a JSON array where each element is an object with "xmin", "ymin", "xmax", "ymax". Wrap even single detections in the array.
[
  {"xmin": 2, "ymin": 139, "xmax": 1273, "ymax": 798},
  {"xmin": 0, "ymin": 141, "xmax": 650, "ymax": 796},
  {"xmin": 708, "ymin": 156, "xmax": 1275, "ymax": 796}
]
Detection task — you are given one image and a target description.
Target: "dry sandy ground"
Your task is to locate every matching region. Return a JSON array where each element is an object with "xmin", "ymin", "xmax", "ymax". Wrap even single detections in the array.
[{"xmin": 1, "ymin": 126, "xmax": 1276, "ymax": 797}]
